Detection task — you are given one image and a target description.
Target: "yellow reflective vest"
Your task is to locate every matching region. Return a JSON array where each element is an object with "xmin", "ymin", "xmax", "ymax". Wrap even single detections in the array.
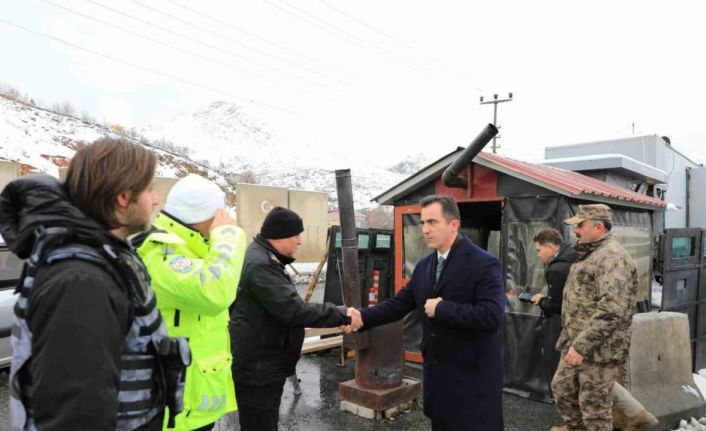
[{"xmin": 137, "ymin": 212, "xmax": 246, "ymax": 430}]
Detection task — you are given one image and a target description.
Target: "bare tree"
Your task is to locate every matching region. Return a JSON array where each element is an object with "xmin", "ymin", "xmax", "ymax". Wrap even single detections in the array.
[
  {"xmin": 80, "ymin": 111, "xmax": 96, "ymax": 123},
  {"xmin": 52, "ymin": 100, "xmax": 76, "ymax": 116},
  {"xmin": 362, "ymin": 206, "xmax": 393, "ymax": 230}
]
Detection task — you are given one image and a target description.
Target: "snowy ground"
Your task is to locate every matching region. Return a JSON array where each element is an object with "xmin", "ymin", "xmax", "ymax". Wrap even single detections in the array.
[{"xmin": 671, "ymin": 371, "xmax": 706, "ymax": 430}]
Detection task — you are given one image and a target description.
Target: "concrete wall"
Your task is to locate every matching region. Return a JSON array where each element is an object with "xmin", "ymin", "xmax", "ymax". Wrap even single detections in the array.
[
  {"xmin": 235, "ymin": 183, "xmax": 329, "ymax": 262},
  {"xmin": 236, "ymin": 183, "xmax": 289, "ymax": 244},
  {"xmin": 627, "ymin": 312, "xmax": 705, "ymax": 429},
  {"xmin": 0, "ymin": 161, "xmax": 21, "ymax": 190},
  {"xmin": 690, "ymin": 167, "xmax": 706, "ymax": 228},
  {"xmin": 289, "ymin": 190, "xmax": 328, "ymax": 262},
  {"xmin": 153, "ymin": 177, "xmax": 179, "ymax": 213}
]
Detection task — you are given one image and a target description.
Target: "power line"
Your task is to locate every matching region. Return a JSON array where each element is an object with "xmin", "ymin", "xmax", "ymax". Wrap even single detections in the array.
[
  {"xmin": 80, "ymin": 0, "xmax": 329, "ymax": 90},
  {"xmin": 316, "ymin": 1, "xmax": 415, "ymax": 52},
  {"xmin": 164, "ymin": 0, "xmax": 316, "ymax": 63},
  {"xmin": 40, "ymin": 0, "xmax": 282, "ymax": 87},
  {"xmin": 261, "ymin": 0, "xmax": 416, "ymax": 68},
  {"xmin": 128, "ymin": 0, "xmax": 340, "ymax": 85},
  {"xmin": 263, "ymin": 0, "xmax": 423, "ymax": 74},
  {"xmin": 261, "ymin": 0, "xmax": 358, "ymax": 46},
  {"xmin": 316, "ymin": 1, "xmax": 446, "ymax": 67},
  {"xmin": 0, "ymin": 18, "xmax": 296, "ymax": 113},
  {"xmin": 39, "ymin": 0, "xmax": 408, "ymax": 116},
  {"xmin": 272, "ymin": 0, "xmax": 395, "ymax": 55}
]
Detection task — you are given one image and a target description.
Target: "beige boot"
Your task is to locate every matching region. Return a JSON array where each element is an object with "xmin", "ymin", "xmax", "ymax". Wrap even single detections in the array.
[
  {"xmin": 549, "ymin": 426, "xmax": 569, "ymax": 431},
  {"xmin": 623, "ymin": 409, "xmax": 659, "ymax": 430}
]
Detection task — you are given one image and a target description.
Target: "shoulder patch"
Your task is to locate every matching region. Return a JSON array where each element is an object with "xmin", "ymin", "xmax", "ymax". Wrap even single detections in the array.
[{"xmin": 169, "ymin": 256, "xmax": 193, "ymax": 273}]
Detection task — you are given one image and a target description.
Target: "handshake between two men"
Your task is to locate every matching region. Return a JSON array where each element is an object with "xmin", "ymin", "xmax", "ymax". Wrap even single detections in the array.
[{"xmin": 338, "ymin": 297, "xmax": 444, "ymax": 334}]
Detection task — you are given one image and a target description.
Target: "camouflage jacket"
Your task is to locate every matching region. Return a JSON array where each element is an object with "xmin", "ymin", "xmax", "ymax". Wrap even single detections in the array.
[{"xmin": 556, "ymin": 234, "xmax": 638, "ymax": 364}]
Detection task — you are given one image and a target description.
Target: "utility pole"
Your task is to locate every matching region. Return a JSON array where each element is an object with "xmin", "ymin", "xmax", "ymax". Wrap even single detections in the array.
[{"xmin": 479, "ymin": 92, "xmax": 513, "ymax": 154}]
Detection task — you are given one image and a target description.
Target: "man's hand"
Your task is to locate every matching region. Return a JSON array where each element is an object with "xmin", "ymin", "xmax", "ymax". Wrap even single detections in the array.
[
  {"xmin": 210, "ymin": 208, "xmax": 236, "ymax": 231},
  {"xmin": 424, "ymin": 297, "xmax": 443, "ymax": 318},
  {"xmin": 564, "ymin": 346, "xmax": 584, "ymax": 366},
  {"xmin": 343, "ymin": 307, "xmax": 362, "ymax": 332},
  {"xmin": 532, "ymin": 293, "xmax": 545, "ymax": 306}
]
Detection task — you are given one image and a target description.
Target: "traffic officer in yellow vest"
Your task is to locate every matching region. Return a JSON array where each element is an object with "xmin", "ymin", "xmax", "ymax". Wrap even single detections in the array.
[{"xmin": 135, "ymin": 174, "xmax": 247, "ymax": 431}]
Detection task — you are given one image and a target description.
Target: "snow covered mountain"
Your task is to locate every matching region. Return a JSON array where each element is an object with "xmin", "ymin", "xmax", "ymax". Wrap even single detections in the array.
[
  {"xmin": 0, "ymin": 95, "xmax": 433, "ymax": 209},
  {"xmin": 139, "ymin": 100, "xmax": 432, "ymax": 208},
  {"xmin": 0, "ymin": 94, "xmax": 235, "ymax": 198}
]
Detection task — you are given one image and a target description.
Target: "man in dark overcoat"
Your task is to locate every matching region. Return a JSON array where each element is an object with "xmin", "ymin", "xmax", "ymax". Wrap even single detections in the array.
[{"xmin": 349, "ymin": 194, "xmax": 505, "ymax": 431}]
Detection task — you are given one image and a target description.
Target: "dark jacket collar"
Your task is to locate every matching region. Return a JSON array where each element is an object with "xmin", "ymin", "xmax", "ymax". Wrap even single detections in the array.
[
  {"xmin": 254, "ymin": 234, "xmax": 296, "ymax": 266},
  {"xmin": 551, "ymin": 242, "xmax": 577, "ymax": 265},
  {"xmin": 0, "ymin": 174, "xmax": 125, "ymax": 258},
  {"xmin": 440, "ymin": 233, "xmax": 465, "ymax": 262}
]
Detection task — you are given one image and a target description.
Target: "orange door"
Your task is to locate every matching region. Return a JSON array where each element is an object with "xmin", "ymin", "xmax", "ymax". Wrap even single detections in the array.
[{"xmin": 394, "ymin": 204, "xmax": 425, "ymax": 363}]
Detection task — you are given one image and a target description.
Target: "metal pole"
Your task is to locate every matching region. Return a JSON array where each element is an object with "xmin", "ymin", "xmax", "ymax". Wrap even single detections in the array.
[
  {"xmin": 480, "ymin": 92, "xmax": 513, "ymax": 155},
  {"xmin": 492, "ymin": 103, "xmax": 498, "ymax": 153}
]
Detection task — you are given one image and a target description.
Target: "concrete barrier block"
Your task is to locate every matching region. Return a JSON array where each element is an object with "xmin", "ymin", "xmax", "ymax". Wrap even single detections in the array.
[
  {"xmin": 0, "ymin": 161, "xmax": 21, "ymax": 190},
  {"xmin": 153, "ymin": 177, "xmax": 179, "ymax": 213},
  {"xmin": 628, "ymin": 312, "xmax": 706, "ymax": 430}
]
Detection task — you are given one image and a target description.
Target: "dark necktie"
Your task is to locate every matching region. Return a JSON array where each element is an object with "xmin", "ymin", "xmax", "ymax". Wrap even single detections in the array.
[{"xmin": 436, "ymin": 256, "xmax": 446, "ymax": 282}]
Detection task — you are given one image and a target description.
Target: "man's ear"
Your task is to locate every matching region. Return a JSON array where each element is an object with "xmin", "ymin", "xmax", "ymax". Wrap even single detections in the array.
[
  {"xmin": 115, "ymin": 190, "xmax": 133, "ymax": 209},
  {"xmin": 450, "ymin": 219, "xmax": 461, "ymax": 231}
]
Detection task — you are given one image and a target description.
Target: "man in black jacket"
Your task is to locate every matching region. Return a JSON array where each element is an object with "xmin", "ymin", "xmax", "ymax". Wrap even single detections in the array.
[
  {"xmin": 531, "ymin": 228, "xmax": 576, "ymax": 317},
  {"xmin": 531, "ymin": 228, "xmax": 576, "ymax": 392},
  {"xmin": 0, "ymin": 138, "xmax": 188, "ymax": 431},
  {"xmin": 230, "ymin": 207, "xmax": 352, "ymax": 431}
]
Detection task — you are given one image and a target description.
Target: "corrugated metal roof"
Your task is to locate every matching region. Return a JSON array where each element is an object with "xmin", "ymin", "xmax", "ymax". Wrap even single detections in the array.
[
  {"xmin": 477, "ymin": 152, "xmax": 666, "ymax": 208},
  {"xmin": 373, "ymin": 149, "xmax": 666, "ymax": 209}
]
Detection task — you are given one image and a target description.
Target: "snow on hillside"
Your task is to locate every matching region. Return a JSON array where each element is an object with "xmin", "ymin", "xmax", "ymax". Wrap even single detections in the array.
[
  {"xmin": 0, "ymin": 95, "xmax": 242, "ymax": 199},
  {"xmin": 140, "ymin": 101, "xmax": 431, "ymax": 208},
  {"xmin": 0, "ymin": 95, "xmax": 434, "ymax": 210}
]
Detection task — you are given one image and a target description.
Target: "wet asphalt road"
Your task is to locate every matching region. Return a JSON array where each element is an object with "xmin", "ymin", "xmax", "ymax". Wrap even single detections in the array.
[{"xmin": 0, "ymin": 354, "xmax": 561, "ymax": 431}]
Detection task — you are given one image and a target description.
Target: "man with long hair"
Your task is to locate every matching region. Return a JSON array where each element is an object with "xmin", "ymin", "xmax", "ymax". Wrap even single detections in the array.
[{"xmin": 0, "ymin": 138, "xmax": 189, "ymax": 430}]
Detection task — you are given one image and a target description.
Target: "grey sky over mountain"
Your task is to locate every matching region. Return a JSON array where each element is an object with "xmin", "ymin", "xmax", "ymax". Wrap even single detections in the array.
[{"xmin": 2, "ymin": 0, "xmax": 705, "ymax": 163}]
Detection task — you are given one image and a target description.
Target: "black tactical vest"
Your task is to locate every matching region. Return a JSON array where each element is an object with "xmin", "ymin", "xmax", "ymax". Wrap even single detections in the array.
[{"xmin": 9, "ymin": 227, "xmax": 190, "ymax": 431}]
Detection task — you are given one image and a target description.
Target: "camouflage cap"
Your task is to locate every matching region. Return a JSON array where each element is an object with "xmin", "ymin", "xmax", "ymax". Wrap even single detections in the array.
[{"xmin": 563, "ymin": 204, "xmax": 612, "ymax": 225}]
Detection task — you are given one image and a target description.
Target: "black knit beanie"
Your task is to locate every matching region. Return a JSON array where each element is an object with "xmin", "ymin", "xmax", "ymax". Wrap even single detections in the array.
[{"xmin": 261, "ymin": 207, "xmax": 304, "ymax": 239}]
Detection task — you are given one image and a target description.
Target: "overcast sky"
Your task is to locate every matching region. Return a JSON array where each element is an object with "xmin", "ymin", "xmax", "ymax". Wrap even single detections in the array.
[{"xmin": 2, "ymin": 0, "xmax": 705, "ymax": 164}]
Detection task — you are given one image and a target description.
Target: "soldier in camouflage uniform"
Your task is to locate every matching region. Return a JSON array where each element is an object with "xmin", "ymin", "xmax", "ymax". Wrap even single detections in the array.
[{"xmin": 550, "ymin": 204, "xmax": 639, "ymax": 431}]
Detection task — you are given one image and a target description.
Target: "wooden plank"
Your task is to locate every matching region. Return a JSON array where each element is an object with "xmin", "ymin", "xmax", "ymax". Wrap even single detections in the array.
[
  {"xmin": 304, "ymin": 327, "xmax": 341, "ymax": 338},
  {"xmin": 302, "ymin": 335, "xmax": 342, "ymax": 354},
  {"xmin": 304, "ymin": 236, "xmax": 329, "ymax": 302}
]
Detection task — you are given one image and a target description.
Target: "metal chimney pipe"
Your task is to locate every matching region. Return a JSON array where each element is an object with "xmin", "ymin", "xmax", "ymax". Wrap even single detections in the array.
[
  {"xmin": 441, "ymin": 123, "xmax": 498, "ymax": 188},
  {"xmin": 335, "ymin": 169, "xmax": 402, "ymax": 389},
  {"xmin": 335, "ymin": 169, "xmax": 369, "ymax": 351}
]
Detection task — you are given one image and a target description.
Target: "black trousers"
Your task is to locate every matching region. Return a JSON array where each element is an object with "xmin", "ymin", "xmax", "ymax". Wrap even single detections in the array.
[
  {"xmin": 431, "ymin": 417, "xmax": 453, "ymax": 431},
  {"xmin": 235, "ymin": 378, "xmax": 286, "ymax": 431}
]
